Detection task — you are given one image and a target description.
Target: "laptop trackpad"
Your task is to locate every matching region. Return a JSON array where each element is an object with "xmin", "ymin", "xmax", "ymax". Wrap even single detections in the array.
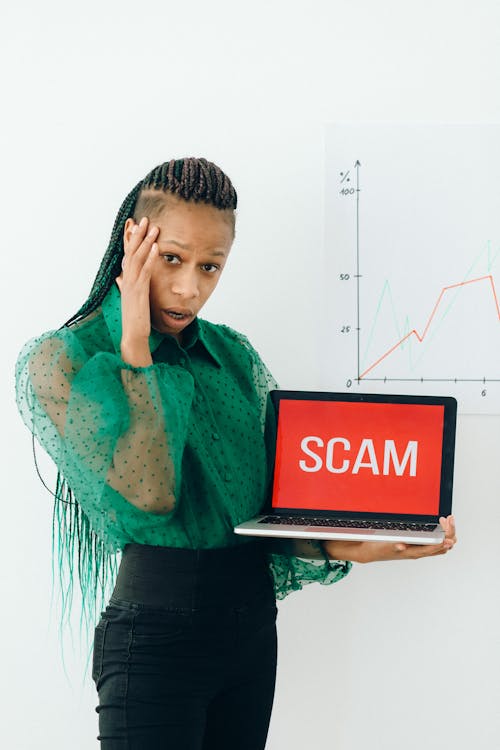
[{"xmin": 310, "ymin": 526, "xmax": 378, "ymax": 536}]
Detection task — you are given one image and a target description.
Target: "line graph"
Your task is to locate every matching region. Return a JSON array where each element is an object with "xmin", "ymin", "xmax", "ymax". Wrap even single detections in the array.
[
  {"xmin": 324, "ymin": 123, "xmax": 500, "ymax": 414},
  {"xmin": 359, "ymin": 274, "xmax": 500, "ymax": 379}
]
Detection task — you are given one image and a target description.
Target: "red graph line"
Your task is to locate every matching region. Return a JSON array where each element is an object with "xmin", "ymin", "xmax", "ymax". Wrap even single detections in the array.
[{"xmin": 359, "ymin": 275, "xmax": 500, "ymax": 379}]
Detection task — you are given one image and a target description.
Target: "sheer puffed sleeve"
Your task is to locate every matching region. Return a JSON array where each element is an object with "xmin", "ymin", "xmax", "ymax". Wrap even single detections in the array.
[
  {"xmin": 14, "ymin": 326, "xmax": 194, "ymax": 550},
  {"xmin": 237, "ymin": 332, "xmax": 352, "ymax": 599}
]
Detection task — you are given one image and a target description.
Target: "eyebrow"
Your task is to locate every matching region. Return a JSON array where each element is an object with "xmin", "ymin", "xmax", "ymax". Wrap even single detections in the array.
[{"xmin": 156, "ymin": 239, "xmax": 226, "ymax": 257}]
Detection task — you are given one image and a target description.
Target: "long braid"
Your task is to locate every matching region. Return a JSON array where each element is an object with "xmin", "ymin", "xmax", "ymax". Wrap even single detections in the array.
[
  {"xmin": 62, "ymin": 180, "xmax": 144, "ymax": 328},
  {"xmin": 41, "ymin": 157, "xmax": 237, "ymax": 665}
]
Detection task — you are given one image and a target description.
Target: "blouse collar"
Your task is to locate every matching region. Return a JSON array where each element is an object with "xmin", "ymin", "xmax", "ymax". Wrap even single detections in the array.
[{"xmin": 101, "ymin": 281, "xmax": 221, "ymax": 367}]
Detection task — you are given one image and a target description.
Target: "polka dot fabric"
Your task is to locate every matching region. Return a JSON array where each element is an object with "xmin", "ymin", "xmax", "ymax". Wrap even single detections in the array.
[{"xmin": 14, "ymin": 281, "xmax": 351, "ymax": 621}]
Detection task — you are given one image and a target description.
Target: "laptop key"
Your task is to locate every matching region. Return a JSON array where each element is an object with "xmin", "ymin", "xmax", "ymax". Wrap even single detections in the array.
[{"xmin": 258, "ymin": 516, "xmax": 437, "ymax": 532}]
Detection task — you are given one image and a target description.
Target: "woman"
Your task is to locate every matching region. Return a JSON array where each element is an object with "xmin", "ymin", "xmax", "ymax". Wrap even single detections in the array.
[{"xmin": 15, "ymin": 157, "xmax": 456, "ymax": 749}]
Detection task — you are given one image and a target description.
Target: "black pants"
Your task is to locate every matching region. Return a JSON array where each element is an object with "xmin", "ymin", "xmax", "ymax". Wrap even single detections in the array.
[{"xmin": 91, "ymin": 539, "xmax": 278, "ymax": 749}]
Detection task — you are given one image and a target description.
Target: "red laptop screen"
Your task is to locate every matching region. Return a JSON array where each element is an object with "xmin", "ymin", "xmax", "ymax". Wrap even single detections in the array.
[{"xmin": 272, "ymin": 400, "xmax": 445, "ymax": 515}]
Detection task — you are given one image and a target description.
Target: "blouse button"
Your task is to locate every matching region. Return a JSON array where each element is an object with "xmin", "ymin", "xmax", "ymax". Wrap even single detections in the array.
[
  {"xmin": 224, "ymin": 473, "xmax": 232, "ymax": 482},
  {"xmin": 212, "ymin": 432, "xmax": 220, "ymax": 441}
]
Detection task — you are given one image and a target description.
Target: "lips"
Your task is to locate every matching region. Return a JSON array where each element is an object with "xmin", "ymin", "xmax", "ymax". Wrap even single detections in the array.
[
  {"xmin": 161, "ymin": 308, "xmax": 193, "ymax": 324},
  {"xmin": 162, "ymin": 307, "xmax": 193, "ymax": 316}
]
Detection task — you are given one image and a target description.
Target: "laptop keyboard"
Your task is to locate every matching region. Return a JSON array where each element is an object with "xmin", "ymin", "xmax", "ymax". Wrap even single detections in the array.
[{"xmin": 258, "ymin": 516, "xmax": 437, "ymax": 531}]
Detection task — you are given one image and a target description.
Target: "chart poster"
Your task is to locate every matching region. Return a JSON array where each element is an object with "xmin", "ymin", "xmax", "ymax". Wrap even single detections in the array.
[{"xmin": 324, "ymin": 123, "xmax": 500, "ymax": 415}]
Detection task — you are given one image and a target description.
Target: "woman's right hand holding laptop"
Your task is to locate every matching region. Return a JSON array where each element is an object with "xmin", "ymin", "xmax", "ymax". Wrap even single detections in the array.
[{"xmin": 322, "ymin": 515, "xmax": 456, "ymax": 563}]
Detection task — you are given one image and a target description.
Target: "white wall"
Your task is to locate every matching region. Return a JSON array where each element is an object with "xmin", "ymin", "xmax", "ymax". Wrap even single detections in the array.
[{"xmin": 3, "ymin": 1, "xmax": 499, "ymax": 748}]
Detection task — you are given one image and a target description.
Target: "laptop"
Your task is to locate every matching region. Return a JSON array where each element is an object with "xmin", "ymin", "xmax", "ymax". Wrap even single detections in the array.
[{"xmin": 234, "ymin": 390, "xmax": 457, "ymax": 545}]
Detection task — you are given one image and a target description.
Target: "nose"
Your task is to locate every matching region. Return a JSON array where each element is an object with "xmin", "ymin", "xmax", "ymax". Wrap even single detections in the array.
[{"xmin": 170, "ymin": 267, "xmax": 200, "ymax": 300}]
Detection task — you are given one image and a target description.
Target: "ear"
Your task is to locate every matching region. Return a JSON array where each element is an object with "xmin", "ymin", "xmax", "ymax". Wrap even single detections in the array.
[{"xmin": 123, "ymin": 217, "xmax": 136, "ymax": 252}]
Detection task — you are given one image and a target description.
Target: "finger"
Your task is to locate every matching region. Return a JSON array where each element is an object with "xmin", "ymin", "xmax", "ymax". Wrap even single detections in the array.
[
  {"xmin": 123, "ymin": 216, "xmax": 147, "ymax": 256},
  {"xmin": 408, "ymin": 542, "xmax": 446, "ymax": 558},
  {"xmin": 439, "ymin": 516, "xmax": 456, "ymax": 545},
  {"xmin": 138, "ymin": 242, "xmax": 158, "ymax": 278},
  {"xmin": 123, "ymin": 216, "xmax": 148, "ymax": 245},
  {"xmin": 129, "ymin": 224, "xmax": 159, "ymax": 274},
  {"xmin": 443, "ymin": 515, "xmax": 456, "ymax": 543},
  {"xmin": 415, "ymin": 544, "xmax": 448, "ymax": 557},
  {"xmin": 426, "ymin": 536, "xmax": 457, "ymax": 555},
  {"xmin": 122, "ymin": 224, "xmax": 159, "ymax": 282},
  {"xmin": 439, "ymin": 515, "xmax": 452, "ymax": 533},
  {"xmin": 449, "ymin": 515, "xmax": 457, "ymax": 541}
]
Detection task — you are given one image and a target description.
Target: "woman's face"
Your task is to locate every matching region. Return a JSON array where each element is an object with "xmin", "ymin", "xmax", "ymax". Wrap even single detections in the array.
[{"xmin": 122, "ymin": 198, "xmax": 234, "ymax": 341}]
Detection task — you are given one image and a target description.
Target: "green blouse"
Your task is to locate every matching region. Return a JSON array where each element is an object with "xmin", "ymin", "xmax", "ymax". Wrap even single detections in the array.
[{"xmin": 15, "ymin": 281, "xmax": 351, "ymax": 623}]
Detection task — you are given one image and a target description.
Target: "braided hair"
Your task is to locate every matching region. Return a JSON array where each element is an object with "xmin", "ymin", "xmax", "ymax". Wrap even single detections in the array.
[
  {"xmin": 63, "ymin": 157, "xmax": 237, "ymax": 328},
  {"xmin": 42, "ymin": 158, "xmax": 237, "ymax": 658}
]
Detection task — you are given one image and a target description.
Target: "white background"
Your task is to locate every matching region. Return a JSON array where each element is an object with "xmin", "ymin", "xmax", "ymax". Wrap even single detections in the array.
[
  {"xmin": 3, "ymin": 1, "xmax": 500, "ymax": 748},
  {"xmin": 325, "ymin": 123, "xmax": 500, "ymax": 413}
]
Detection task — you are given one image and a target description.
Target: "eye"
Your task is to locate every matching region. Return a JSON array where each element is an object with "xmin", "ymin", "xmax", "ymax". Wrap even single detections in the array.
[
  {"xmin": 161, "ymin": 254, "xmax": 181, "ymax": 264},
  {"xmin": 201, "ymin": 263, "xmax": 220, "ymax": 274}
]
